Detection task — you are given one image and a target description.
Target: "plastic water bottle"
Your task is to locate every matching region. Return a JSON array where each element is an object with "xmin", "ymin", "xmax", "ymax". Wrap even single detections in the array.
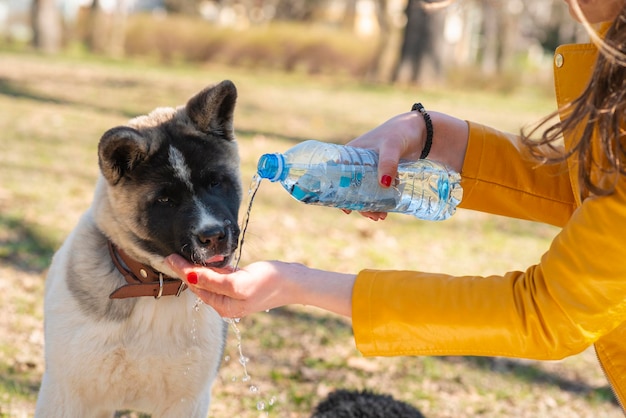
[{"xmin": 256, "ymin": 140, "xmax": 462, "ymax": 221}]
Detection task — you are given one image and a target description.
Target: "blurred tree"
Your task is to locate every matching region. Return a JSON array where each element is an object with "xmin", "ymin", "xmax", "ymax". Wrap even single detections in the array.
[
  {"xmin": 273, "ymin": 0, "xmax": 327, "ymax": 21},
  {"xmin": 83, "ymin": 0, "xmax": 129, "ymax": 57},
  {"xmin": 31, "ymin": 0, "xmax": 62, "ymax": 53},
  {"xmin": 522, "ymin": 0, "xmax": 587, "ymax": 51},
  {"xmin": 474, "ymin": 0, "xmax": 585, "ymax": 76},
  {"xmin": 479, "ymin": 0, "xmax": 505, "ymax": 76},
  {"xmin": 392, "ymin": 0, "xmax": 446, "ymax": 84},
  {"xmin": 85, "ymin": 0, "xmax": 107, "ymax": 53},
  {"xmin": 365, "ymin": 0, "xmax": 391, "ymax": 81},
  {"xmin": 342, "ymin": 0, "xmax": 358, "ymax": 30},
  {"xmin": 208, "ymin": 0, "xmax": 327, "ymax": 23},
  {"xmin": 164, "ymin": 0, "xmax": 204, "ymax": 14},
  {"xmin": 110, "ymin": 0, "xmax": 130, "ymax": 57}
]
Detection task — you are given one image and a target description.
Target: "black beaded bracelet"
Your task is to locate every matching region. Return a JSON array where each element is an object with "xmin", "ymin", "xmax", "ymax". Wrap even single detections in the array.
[{"xmin": 411, "ymin": 102, "xmax": 433, "ymax": 159}]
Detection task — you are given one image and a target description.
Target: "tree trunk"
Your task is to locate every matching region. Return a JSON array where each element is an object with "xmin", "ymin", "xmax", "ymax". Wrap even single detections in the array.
[
  {"xmin": 392, "ymin": 0, "xmax": 446, "ymax": 84},
  {"xmin": 109, "ymin": 0, "xmax": 129, "ymax": 57},
  {"xmin": 342, "ymin": 0, "xmax": 357, "ymax": 31},
  {"xmin": 31, "ymin": 0, "xmax": 62, "ymax": 53},
  {"xmin": 85, "ymin": 0, "xmax": 107, "ymax": 54},
  {"xmin": 164, "ymin": 0, "xmax": 199, "ymax": 15},
  {"xmin": 365, "ymin": 0, "xmax": 390, "ymax": 81},
  {"xmin": 480, "ymin": 0, "xmax": 500, "ymax": 75}
]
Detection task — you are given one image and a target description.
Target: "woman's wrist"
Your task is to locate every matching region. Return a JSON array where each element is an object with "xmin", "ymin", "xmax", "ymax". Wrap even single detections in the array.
[
  {"xmin": 291, "ymin": 265, "xmax": 356, "ymax": 317},
  {"xmin": 427, "ymin": 111, "xmax": 469, "ymax": 173},
  {"xmin": 411, "ymin": 103, "xmax": 434, "ymax": 159}
]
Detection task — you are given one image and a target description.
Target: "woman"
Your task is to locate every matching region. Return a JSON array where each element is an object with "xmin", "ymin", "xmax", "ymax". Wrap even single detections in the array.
[{"xmin": 166, "ymin": 0, "xmax": 626, "ymax": 409}]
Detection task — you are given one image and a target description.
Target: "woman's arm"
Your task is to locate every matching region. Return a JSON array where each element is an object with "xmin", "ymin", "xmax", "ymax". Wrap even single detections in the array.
[
  {"xmin": 346, "ymin": 109, "xmax": 577, "ymax": 225},
  {"xmin": 166, "ymin": 255, "xmax": 356, "ymax": 318}
]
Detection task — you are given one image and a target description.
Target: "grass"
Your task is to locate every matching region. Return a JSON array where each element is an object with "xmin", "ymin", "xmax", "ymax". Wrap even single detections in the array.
[{"xmin": 0, "ymin": 50, "xmax": 621, "ymax": 417}]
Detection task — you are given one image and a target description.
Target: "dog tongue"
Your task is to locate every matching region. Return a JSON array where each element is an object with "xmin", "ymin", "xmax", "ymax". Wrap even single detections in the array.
[{"xmin": 205, "ymin": 255, "xmax": 225, "ymax": 264}]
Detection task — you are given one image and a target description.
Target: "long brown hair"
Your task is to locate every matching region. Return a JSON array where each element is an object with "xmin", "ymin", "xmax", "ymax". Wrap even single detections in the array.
[{"xmin": 521, "ymin": 5, "xmax": 626, "ymax": 197}]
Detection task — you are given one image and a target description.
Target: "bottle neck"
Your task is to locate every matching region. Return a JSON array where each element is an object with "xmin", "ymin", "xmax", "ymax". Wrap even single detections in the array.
[{"xmin": 257, "ymin": 153, "xmax": 285, "ymax": 182}]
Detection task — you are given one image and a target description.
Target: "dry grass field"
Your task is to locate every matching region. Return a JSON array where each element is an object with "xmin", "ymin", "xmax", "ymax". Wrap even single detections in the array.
[{"xmin": 0, "ymin": 51, "xmax": 622, "ymax": 417}]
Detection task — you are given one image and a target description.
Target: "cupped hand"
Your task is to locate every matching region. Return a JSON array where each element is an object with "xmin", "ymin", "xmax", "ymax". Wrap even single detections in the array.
[{"xmin": 166, "ymin": 254, "xmax": 299, "ymax": 318}]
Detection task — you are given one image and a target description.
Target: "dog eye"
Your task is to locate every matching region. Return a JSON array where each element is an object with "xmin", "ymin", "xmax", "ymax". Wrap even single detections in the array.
[{"xmin": 156, "ymin": 196, "xmax": 174, "ymax": 205}]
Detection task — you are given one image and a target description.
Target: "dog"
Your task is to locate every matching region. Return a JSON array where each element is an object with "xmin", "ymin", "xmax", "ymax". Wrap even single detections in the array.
[
  {"xmin": 311, "ymin": 389, "xmax": 426, "ymax": 418},
  {"xmin": 35, "ymin": 80, "xmax": 242, "ymax": 417}
]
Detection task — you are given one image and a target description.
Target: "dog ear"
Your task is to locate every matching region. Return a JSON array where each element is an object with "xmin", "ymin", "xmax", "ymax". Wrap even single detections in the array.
[
  {"xmin": 186, "ymin": 80, "xmax": 237, "ymax": 140},
  {"xmin": 98, "ymin": 126, "xmax": 151, "ymax": 185}
]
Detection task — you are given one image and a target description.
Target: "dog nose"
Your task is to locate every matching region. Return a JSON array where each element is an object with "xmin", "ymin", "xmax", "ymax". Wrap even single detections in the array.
[{"xmin": 197, "ymin": 226, "xmax": 226, "ymax": 248}]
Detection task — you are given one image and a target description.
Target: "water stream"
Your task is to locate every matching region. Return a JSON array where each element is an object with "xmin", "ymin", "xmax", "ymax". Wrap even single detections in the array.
[{"xmin": 192, "ymin": 174, "xmax": 276, "ymax": 414}]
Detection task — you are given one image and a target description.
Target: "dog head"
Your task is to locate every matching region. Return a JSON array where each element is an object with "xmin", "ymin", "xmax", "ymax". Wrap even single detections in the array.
[{"xmin": 95, "ymin": 80, "xmax": 241, "ymax": 270}]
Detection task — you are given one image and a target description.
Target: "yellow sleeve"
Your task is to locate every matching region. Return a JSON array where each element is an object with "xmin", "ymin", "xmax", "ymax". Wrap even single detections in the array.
[
  {"xmin": 459, "ymin": 121, "xmax": 577, "ymax": 227},
  {"xmin": 352, "ymin": 175, "xmax": 626, "ymax": 359}
]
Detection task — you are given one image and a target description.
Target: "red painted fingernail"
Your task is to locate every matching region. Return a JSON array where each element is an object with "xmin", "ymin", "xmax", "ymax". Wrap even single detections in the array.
[
  {"xmin": 381, "ymin": 175, "xmax": 392, "ymax": 187},
  {"xmin": 187, "ymin": 272, "xmax": 198, "ymax": 285}
]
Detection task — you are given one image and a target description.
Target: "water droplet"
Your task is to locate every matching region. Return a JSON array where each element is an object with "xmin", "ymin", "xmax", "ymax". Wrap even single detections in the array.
[{"xmin": 193, "ymin": 297, "xmax": 203, "ymax": 312}]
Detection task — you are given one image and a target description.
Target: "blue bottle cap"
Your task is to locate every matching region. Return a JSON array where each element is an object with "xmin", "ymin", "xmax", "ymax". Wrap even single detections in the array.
[{"xmin": 257, "ymin": 153, "xmax": 285, "ymax": 182}]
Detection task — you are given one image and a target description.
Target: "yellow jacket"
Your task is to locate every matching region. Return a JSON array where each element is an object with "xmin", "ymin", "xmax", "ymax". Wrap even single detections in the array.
[{"xmin": 352, "ymin": 34, "xmax": 626, "ymax": 410}]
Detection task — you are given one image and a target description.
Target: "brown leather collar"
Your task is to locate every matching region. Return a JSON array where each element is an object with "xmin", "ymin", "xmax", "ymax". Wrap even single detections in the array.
[{"xmin": 107, "ymin": 241, "xmax": 187, "ymax": 299}]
